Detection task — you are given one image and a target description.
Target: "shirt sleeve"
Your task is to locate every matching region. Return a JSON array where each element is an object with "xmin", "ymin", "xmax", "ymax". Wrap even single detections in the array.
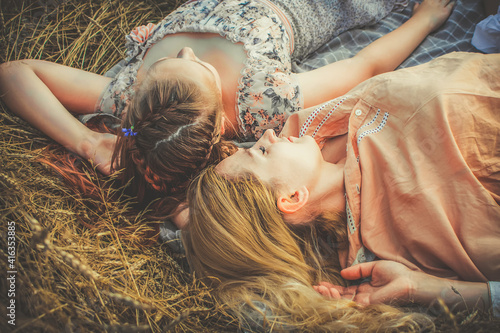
[
  {"xmin": 238, "ymin": 71, "xmax": 302, "ymax": 141},
  {"xmin": 125, "ymin": 23, "xmax": 158, "ymax": 59}
]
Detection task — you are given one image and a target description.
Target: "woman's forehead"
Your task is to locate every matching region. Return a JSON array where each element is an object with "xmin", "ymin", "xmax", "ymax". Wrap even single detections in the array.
[{"xmin": 215, "ymin": 148, "xmax": 251, "ymax": 175}]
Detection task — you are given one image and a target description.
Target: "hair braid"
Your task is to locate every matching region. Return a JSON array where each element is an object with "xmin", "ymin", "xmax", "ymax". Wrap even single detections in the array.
[{"xmin": 111, "ymin": 74, "xmax": 237, "ymax": 218}]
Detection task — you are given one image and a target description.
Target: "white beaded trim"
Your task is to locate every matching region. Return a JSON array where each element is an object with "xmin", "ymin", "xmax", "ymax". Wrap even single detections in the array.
[
  {"xmin": 345, "ymin": 196, "xmax": 356, "ymax": 235},
  {"xmin": 359, "ymin": 108, "xmax": 381, "ymax": 130},
  {"xmin": 299, "ymin": 96, "xmax": 348, "ymax": 138},
  {"xmin": 357, "ymin": 111, "xmax": 389, "ymax": 145}
]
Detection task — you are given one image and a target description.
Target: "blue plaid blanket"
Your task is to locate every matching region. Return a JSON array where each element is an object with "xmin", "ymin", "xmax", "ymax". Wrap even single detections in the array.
[
  {"xmin": 162, "ymin": 0, "xmax": 486, "ymax": 254},
  {"xmin": 294, "ymin": 0, "xmax": 485, "ymax": 71}
]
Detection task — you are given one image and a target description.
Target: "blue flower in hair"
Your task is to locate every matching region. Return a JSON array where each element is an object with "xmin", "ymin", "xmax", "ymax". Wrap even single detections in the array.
[{"xmin": 122, "ymin": 125, "xmax": 137, "ymax": 137}]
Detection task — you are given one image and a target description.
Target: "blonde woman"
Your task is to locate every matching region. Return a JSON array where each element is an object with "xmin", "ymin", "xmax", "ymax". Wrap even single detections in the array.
[
  {"xmin": 183, "ymin": 52, "xmax": 500, "ymax": 331},
  {"xmin": 0, "ymin": 0, "xmax": 454, "ymax": 225}
]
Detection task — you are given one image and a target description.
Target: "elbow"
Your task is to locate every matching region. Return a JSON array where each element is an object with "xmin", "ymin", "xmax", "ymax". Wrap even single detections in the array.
[
  {"xmin": 360, "ymin": 59, "xmax": 386, "ymax": 78},
  {"xmin": 0, "ymin": 61, "xmax": 19, "ymax": 95},
  {"xmin": 0, "ymin": 60, "xmax": 25, "ymax": 80},
  {"xmin": 0, "ymin": 60, "xmax": 32, "ymax": 91},
  {"xmin": 0, "ymin": 61, "xmax": 13, "ymax": 94},
  {"xmin": 0, "ymin": 59, "xmax": 36, "ymax": 73},
  {"xmin": 0, "ymin": 61, "xmax": 12, "ymax": 80},
  {"xmin": 350, "ymin": 55, "xmax": 381, "ymax": 81}
]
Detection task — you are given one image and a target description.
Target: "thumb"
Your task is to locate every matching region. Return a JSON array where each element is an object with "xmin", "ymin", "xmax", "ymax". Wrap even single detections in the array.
[
  {"xmin": 413, "ymin": 2, "xmax": 420, "ymax": 11},
  {"xmin": 341, "ymin": 261, "xmax": 377, "ymax": 280}
]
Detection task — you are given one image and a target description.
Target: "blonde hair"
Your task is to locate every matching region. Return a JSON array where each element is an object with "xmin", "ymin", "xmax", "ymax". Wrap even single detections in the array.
[{"xmin": 183, "ymin": 167, "xmax": 433, "ymax": 331}]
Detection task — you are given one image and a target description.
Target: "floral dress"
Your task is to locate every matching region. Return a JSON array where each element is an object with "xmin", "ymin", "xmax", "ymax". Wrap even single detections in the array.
[{"xmin": 95, "ymin": 0, "xmax": 403, "ymax": 141}]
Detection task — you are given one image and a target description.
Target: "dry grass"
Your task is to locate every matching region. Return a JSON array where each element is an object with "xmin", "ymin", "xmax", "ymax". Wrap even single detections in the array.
[
  {"xmin": 0, "ymin": 0, "xmax": 237, "ymax": 332},
  {"xmin": 0, "ymin": 0, "xmax": 499, "ymax": 332}
]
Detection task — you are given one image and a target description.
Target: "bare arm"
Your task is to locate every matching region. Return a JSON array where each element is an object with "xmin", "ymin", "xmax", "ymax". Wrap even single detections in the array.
[
  {"xmin": 0, "ymin": 60, "xmax": 116, "ymax": 174},
  {"xmin": 297, "ymin": 0, "xmax": 455, "ymax": 108},
  {"xmin": 315, "ymin": 261, "xmax": 491, "ymax": 313}
]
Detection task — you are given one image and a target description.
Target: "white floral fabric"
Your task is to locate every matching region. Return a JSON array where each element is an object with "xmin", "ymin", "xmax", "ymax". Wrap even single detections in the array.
[{"xmin": 95, "ymin": 0, "xmax": 401, "ymax": 141}]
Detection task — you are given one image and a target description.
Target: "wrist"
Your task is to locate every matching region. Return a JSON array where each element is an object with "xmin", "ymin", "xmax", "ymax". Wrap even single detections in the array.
[
  {"xmin": 408, "ymin": 270, "xmax": 439, "ymax": 305},
  {"xmin": 409, "ymin": 12, "xmax": 436, "ymax": 34},
  {"xmin": 411, "ymin": 272, "xmax": 490, "ymax": 312},
  {"xmin": 75, "ymin": 128, "xmax": 100, "ymax": 161}
]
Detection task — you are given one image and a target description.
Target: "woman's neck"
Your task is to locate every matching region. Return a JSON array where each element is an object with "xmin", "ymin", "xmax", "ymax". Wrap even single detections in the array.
[
  {"xmin": 310, "ymin": 134, "xmax": 348, "ymax": 212},
  {"xmin": 308, "ymin": 155, "xmax": 346, "ymax": 216},
  {"xmin": 282, "ymin": 135, "xmax": 347, "ymax": 224},
  {"xmin": 284, "ymin": 158, "xmax": 345, "ymax": 225},
  {"xmin": 315, "ymin": 135, "xmax": 348, "ymax": 213},
  {"xmin": 321, "ymin": 134, "xmax": 348, "ymax": 164}
]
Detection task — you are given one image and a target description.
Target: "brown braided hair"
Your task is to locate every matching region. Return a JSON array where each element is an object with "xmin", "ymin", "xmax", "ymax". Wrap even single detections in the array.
[{"xmin": 111, "ymin": 74, "xmax": 237, "ymax": 219}]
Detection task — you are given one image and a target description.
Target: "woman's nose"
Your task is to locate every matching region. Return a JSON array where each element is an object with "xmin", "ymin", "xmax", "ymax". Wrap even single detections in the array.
[
  {"xmin": 262, "ymin": 129, "xmax": 278, "ymax": 144},
  {"xmin": 177, "ymin": 47, "xmax": 196, "ymax": 60}
]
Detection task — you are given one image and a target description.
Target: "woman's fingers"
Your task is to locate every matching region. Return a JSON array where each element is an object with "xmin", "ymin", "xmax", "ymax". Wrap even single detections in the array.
[
  {"xmin": 314, "ymin": 284, "xmax": 341, "ymax": 299},
  {"xmin": 340, "ymin": 261, "xmax": 377, "ymax": 280}
]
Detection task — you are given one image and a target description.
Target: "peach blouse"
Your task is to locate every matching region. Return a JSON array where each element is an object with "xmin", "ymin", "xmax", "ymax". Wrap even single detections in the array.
[{"xmin": 287, "ymin": 52, "xmax": 500, "ymax": 282}]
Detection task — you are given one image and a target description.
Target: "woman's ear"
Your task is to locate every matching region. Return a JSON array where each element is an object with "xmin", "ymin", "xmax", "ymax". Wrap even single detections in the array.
[{"xmin": 277, "ymin": 186, "xmax": 309, "ymax": 214}]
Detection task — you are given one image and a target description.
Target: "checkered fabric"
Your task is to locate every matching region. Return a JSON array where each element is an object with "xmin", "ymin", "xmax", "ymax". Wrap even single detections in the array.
[
  {"xmin": 294, "ymin": 0, "xmax": 486, "ymax": 72},
  {"xmin": 161, "ymin": 0, "xmax": 486, "ymax": 253}
]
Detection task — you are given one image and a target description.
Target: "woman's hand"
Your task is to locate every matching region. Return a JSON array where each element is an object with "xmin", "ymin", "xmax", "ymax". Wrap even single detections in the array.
[
  {"xmin": 314, "ymin": 260, "xmax": 417, "ymax": 306},
  {"xmin": 315, "ymin": 260, "xmax": 491, "ymax": 313},
  {"xmin": 0, "ymin": 60, "xmax": 114, "ymax": 173},
  {"xmin": 297, "ymin": 0, "xmax": 455, "ymax": 106},
  {"xmin": 80, "ymin": 132, "xmax": 117, "ymax": 176},
  {"xmin": 412, "ymin": 0, "xmax": 455, "ymax": 32}
]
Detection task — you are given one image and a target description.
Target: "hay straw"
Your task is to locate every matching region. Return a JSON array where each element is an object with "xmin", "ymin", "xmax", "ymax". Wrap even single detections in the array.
[
  {"xmin": 1, "ymin": 0, "xmax": 499, "ymax": 332},
  {"xmin": 0, "ymin": 0, "xmax": 236, "ymax": 332}
]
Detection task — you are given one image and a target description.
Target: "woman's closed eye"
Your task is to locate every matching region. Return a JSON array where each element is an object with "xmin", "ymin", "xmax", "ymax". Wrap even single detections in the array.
[{"xmin": 259, "ymin": 146, "xmax": 266, "ymax": 154}]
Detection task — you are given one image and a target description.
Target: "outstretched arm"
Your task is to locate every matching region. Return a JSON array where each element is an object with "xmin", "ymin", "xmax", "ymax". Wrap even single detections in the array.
[
  {"xmin": 298, "ymin": 0, "xmax": 455, "ymax": 108},
  {"xmin": 0, "ymin": 60, "xmax": 116, "ymax": 174},
  {"xmin": 315, "ymin": 260, "xmax": 492, "ymax": 313}
]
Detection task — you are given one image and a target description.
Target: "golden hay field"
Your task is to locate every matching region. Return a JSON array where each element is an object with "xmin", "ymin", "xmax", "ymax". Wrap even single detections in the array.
[
  {"xmin": 0, "ymin": 0, "xmax": 499, "ymax": 332},
  {"xmin": 0, "ymin": 0, "xmax": 237, "ymax": 331}
]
